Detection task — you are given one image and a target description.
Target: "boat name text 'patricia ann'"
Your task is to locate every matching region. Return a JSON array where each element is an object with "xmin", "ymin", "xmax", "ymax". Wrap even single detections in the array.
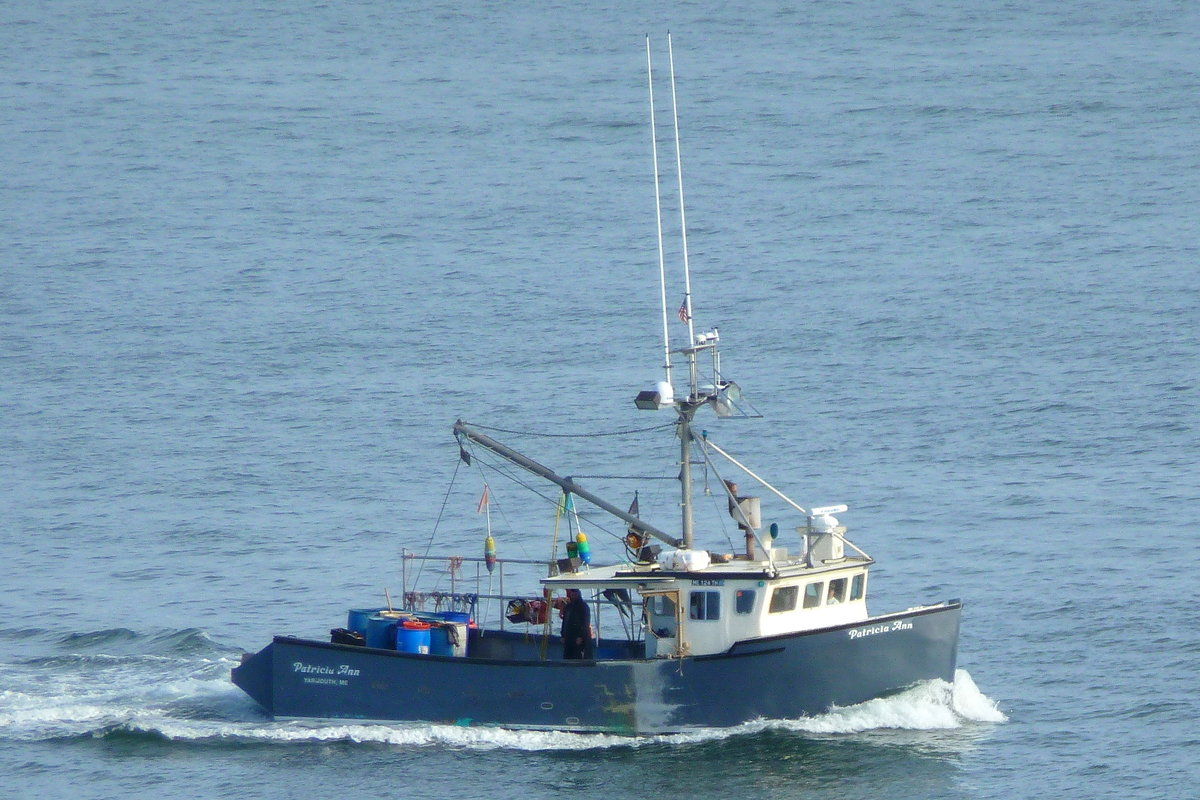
[
  {"xmin": 848, "ymin": 619, "xmax": 914, "ymax": 640},
  {"xmin": 292, "ymin": 662, "xmax": 361, "ymax": 677}
]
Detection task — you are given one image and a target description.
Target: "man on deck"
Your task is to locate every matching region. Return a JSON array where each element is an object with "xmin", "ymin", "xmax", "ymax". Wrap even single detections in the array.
[{"xmin": 560, "ymin": 588, "xmax": 594, "ymax": 660}]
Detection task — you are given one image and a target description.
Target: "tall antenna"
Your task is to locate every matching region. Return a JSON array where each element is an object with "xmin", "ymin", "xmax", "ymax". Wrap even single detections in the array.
[
  {"xmin": 668, "ymin": 33, "xmax": 698, "ymax": 549},
  {"xmin": 646, "ymin": 36, "xmax": 672, "ymax": 388},
  {"xmin": 667, "ymin": 32, "xmax": 697, "ymax": 353}
]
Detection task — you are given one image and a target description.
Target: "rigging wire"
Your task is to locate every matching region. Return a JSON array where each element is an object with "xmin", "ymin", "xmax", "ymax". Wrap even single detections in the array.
[
  {"xmin": 707, "ymin": 484, "xmax": 739, "ymax": 554},
  {"xmin": 469, "ymin": 457, "xmax": 535, "ymax": 562},
  {"xmin": 486, "ymin": 461, "xmax": 619, "ymax": 541},
  {"xmin": 467, "ymin": 421, "xmax": 675, "ymax": 439},
  {"xmin": 416, "ymin": 442, "xmax": 551, "ymax": 594},
  {"xmin": 471, "ymin": 453, "xmax": 564, "ymax": 516},
  {"xmin": 570, "ymin": 474, "xmax": 675, "ymax": 481},
  {"xmin": 411, "ymin": 455, "xmax": 463, "ymax": 590},
  {"xmin": 467, "ymin": 448, "xmax": 642, "ymax": 550},
  {"xmin": 417, "ymin": 445, "xmax": 557, "ymax": 598}
]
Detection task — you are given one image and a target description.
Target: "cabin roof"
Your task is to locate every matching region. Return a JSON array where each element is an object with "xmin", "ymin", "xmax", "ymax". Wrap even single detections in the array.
[{"xmin": 540, "ymin": 555, "xmax": 874, "ymax": 590}]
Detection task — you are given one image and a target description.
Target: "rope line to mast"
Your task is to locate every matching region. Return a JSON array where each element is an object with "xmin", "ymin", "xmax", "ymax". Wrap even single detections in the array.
[
  {"xmin": 468, "ymin": 456, "xmax": 537, "ymax": 563},
  {"xmin": 412, "ymin": 455, "xmax": 463, "ymax": 590},
  {"xmin": 467, "ymin": 421, "xmax": 676, "ymax": 438},
  {"xmin": 466, "ymin": 448, "xmax": 641, "ymax": 549}
]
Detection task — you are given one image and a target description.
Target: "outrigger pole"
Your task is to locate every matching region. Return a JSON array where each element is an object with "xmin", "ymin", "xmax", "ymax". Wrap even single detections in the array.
[
  {"xmin": 646, "ymin": 35, "xmax": 672, "ymax": 389},
  {"xmin": 667, "ymin": 32, "xmax": 697, "ymax": 350},
  {"xmin": 453, "ymin": 420, "xmax": 685, "ymax": 549},
  {"xmin": 665, "ymin": 32, "xmax": 701, "ymax": 551}
]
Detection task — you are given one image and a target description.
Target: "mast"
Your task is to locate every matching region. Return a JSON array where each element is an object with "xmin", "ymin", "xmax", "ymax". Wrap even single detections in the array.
[
  {"xmin": 639, "ymin": 36, "xmax": 718, "ymax": 553},
  {"xmin": 667, "ymin": 32, "xmax": 698, "ymax": 550},
  {"xmin": 678, "ymin": 404, "xmax": 696, "ymax": 549}
]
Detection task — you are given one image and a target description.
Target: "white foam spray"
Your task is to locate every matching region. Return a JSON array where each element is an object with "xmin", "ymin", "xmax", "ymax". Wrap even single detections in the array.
[{"xmin": 1, "ymin": 651, "xmax": 1004, "ymax": 749}]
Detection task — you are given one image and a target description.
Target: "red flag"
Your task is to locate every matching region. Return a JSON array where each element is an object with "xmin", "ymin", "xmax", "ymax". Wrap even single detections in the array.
[{"xmin": 476, "ymin": 486, "xmax": 490, "ymax": 513}]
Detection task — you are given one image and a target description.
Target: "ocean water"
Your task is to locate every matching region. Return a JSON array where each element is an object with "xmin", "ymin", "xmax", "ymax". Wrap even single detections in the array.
[{"xmin": 2, "ymin": 1, "xmax": 1197, "ymax": 799}]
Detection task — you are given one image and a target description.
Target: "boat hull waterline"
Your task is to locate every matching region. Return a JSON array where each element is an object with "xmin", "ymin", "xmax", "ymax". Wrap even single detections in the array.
[{"xmin": 232, "ymin": 602, "xmax": 960, "ymax": 734}]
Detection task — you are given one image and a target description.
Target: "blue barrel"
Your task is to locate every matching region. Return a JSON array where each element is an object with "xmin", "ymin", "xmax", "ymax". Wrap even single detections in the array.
[
  {"xmin": 348, "ymin": 608, "xmax": 383, "ymax": 636},
  {"xmin": 365, "ymin": 615, "xmax": 398, "ymax": 649},
  {"xmin": 395, "ymin": 622, "xmax": 431, "ymax": 654},
  {"xmin": 415, "ymin": 610, "xmax": 471, "ymax": 626},
  {"xmin": 429, "ymin": 625, "xmax": 454, "ymax": 656},
  {"xmin": 424, "ymin": 622, "xmax": 467, "ymax": 656}
]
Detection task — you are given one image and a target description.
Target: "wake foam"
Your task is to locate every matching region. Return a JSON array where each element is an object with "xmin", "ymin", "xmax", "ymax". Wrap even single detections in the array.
[
  {"xmin": 0, "ymin": 626, "xmax": 249, "ymax": 742},
  {"xmin": 761, "ymin": 669, "xmax": 1007, "ymax": 736},
  {"xmin": 1, "ymin": 638, "xmax": 1004, "ymax": 749}
]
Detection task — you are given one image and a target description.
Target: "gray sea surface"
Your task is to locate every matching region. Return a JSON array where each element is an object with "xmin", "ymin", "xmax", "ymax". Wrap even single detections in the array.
[{"xmin": 2, "ymin": 2, "xmax": 1198, "ymax": 799}]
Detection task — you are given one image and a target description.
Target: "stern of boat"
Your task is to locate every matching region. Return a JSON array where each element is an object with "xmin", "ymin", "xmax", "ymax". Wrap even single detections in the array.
[{"xmin": 231, "ymin": 641, "xmax": 276, "ymax": 716}]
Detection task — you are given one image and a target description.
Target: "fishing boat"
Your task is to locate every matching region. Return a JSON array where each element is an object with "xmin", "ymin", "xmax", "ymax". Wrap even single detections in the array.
[{"xmin": 231, "ymin": 36, "xmax": 961, "ymax": 735}]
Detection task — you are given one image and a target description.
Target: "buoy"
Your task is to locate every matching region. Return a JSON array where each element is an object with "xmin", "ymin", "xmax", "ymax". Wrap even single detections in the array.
[
  {"xmin": 575, "ymin": 531, "xmax": 591, "ymax": 565},
  {"xmin": 484, "ymin": 534, "xmax": 496, "ymax": 574}
]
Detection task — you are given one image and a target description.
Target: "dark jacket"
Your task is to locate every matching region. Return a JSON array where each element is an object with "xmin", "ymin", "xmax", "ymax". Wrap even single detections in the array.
[{"xmin": 560, "ymin": 596, "xmax": 593, "ymax": 660}]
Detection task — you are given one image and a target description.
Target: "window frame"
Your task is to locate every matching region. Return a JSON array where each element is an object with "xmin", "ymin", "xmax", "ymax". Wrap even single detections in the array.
[
  {"xmin": 688, "ymin": 590, "xmax": 721, "ymax": 620},
  {"xmin": 649, "ymin": 594, "xmax": 676, "ymax": 617},
  {"xmin": 827, "ymin": 577, "xmax": 847, "ymax": 603},
  {"xmin": 735, "ymin": 588, "xmax": 757, "ymax": 615},
  {"xmin": 769, "ymin": 585, "xmax": 798, "ymax": 613},
  {"xmin": 803, "ymin": 581, "xmax": 824, "ymax": 609}
]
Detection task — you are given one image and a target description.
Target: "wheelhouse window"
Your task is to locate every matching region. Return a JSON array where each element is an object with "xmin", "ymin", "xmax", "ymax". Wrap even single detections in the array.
[
  {"xmin": 803, "ymin": 582, "xmax": 824, "ymax": 608},
  {"xmin": 850, "ymin": 573, "xmax": 865, "ymax": 601},
  {"xmin": 769, "ymin": 585, "xmax": 798, "ymax": 613},
  {"xmin": 735, "ymin": 589, "xmax": 756, "ymax": 615},
  {"xmin": 648, "ymin": 595, "xmax": 676, "ymax": 616},
  {"xmin": 689, "ymin": 591, "xmax": 720, "ymax": 620},
  {"xmin": 827, "ymin": 578, "xmax": 847, "ymax": 604},
  {"xmin": 646, "ymin": 594, "xmax": 678, "ymax": 638}
]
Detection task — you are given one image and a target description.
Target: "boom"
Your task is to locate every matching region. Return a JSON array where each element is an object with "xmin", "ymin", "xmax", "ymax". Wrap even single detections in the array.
[{"xmin": 453, "ymin": 420, "xmax": 685, "ymax": 549}]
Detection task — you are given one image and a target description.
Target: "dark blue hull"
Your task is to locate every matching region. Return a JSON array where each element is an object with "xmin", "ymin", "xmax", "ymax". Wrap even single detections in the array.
[{"xmin": 232, "ymin": 603, "xmax": 960, "ymax": 734}]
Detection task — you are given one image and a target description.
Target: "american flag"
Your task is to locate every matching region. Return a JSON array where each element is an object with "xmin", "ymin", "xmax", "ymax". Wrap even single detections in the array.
[{"xmin": 677, "ymin": 297, "xmax": 690, "ymax": 323}]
